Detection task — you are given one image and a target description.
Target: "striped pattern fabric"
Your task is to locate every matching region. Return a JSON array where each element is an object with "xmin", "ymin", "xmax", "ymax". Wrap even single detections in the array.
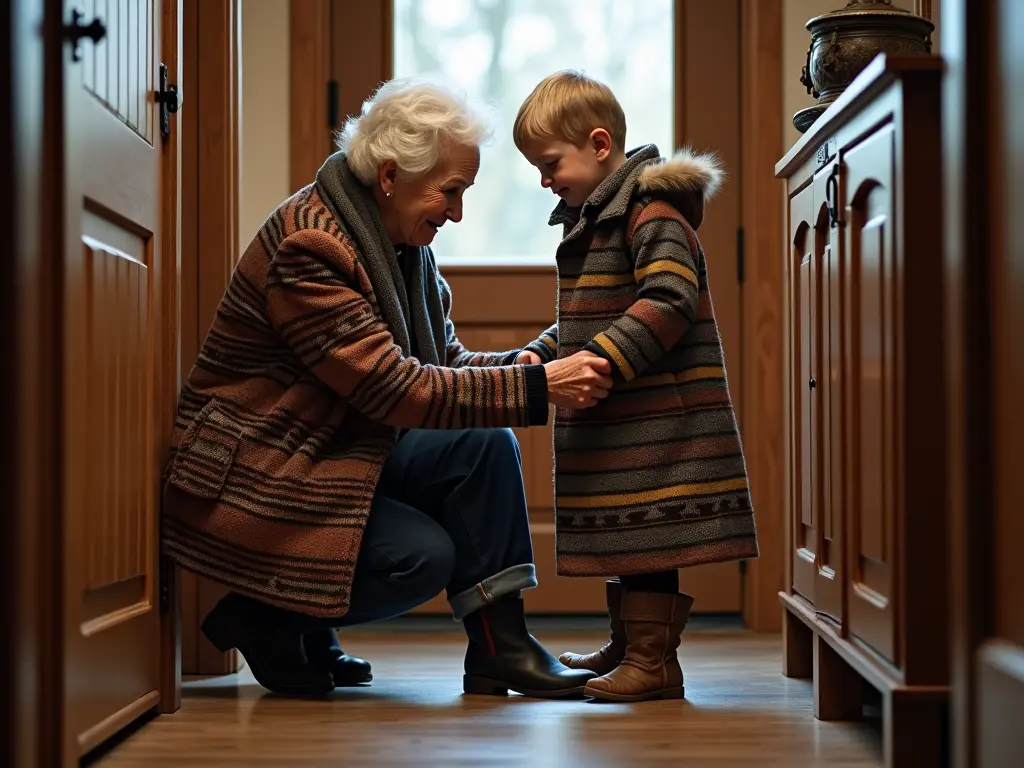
[
  {"xmin": 162, "ymin": 179, "xmax": 547, "ymax": 618},
  {"xmin": 523, "ymin": 145, "xmax": 758, "ymax": 577}
]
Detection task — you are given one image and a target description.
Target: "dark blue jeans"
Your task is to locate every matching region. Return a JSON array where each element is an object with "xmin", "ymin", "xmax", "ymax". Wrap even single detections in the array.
[{"xmin": 335, "ymin": 428, "xmax": 538, "ymax": 626}]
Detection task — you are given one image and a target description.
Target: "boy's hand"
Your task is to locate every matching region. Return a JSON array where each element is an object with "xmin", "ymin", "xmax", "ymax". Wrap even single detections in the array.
[
  {"xmin": 515, "ymin": 350, "xmax": 543, "ymax": 365},
  {"xmin": 544, "ymin": 351, "xmax": 613, "ymax": 409}
]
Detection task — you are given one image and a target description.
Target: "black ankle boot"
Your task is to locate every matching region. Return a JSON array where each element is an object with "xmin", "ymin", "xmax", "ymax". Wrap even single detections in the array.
[
  {"xmin": 462, "ymin": 595, "xmax": 596, "ymax": 698},
  {"xmin": 201, "ymin": 593, "xmax": 335, "ymax": 696},
  {"xmin": 303, "ymin": 628, "xmax": 373, "ymax": 686}
]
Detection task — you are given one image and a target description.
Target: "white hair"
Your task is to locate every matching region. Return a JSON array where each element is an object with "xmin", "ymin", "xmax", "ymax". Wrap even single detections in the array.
[{"xmin": 338, "ymin": 77, "xmax": 494, "ymax": 185}]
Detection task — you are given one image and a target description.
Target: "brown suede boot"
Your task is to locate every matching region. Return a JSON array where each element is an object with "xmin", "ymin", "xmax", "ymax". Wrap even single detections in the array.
[
  {"xmin": 584, "ymin": 590, "xmax": 695, "ymax": 702},
  {"xmin": 559, "ymin": 580, "xmax": 626, "ymax": 675}
]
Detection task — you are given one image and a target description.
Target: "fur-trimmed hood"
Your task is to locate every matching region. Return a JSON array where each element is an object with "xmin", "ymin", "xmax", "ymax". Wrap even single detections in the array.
[
  {"xmin": 637, "ymin": 147, "xmax": 724, "ymax": 199},
  {"xmin": 636, "ymin": 147, "xmax": 724, "ymax": 230},
  {"xmin": 550, "ymin": 145, "xmax": 725, "ymax": 231}
]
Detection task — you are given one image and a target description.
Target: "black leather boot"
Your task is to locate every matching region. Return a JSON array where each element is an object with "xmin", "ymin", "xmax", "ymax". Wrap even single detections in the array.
[
  {"xmin": 201, "ymin": 592, "xmax": 335, "ymax": 696},
  {"xmin": 462, "ymin": 595, "xmax": 596, "ymax": 698},
  {"xmin": 303, "ymin": 628, "xmax": 373, "ymax": 686}
]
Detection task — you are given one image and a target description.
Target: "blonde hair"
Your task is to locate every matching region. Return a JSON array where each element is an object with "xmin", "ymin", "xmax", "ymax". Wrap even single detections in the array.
[
  {"xmin": 338, "ymin": 77, "xmax": 493, "ymax": 184},
  {"xmin": 513, "ymin": 70, "xmax": 627, "ymax": 152}
]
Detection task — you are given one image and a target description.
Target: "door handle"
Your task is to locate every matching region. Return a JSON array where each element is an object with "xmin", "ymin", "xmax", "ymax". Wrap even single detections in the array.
[
  {"xmin": 155, "ymin": 63, "xmax": 182, "ymax": 139},
  {"xmin": 64, "ymin": 8, "xmax": 106, "ymax": 63}
]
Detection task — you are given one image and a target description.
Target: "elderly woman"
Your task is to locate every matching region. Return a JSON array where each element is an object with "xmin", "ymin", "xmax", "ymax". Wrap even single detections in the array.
[{"xmin": 161, "ymin": 78, "xmax": 612, "ymax": 699}]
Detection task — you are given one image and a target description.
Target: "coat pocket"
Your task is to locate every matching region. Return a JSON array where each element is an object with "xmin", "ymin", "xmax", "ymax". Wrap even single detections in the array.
[{"xmin": 166, "ymin": 401, "xmax": 241, "ymax": 500}]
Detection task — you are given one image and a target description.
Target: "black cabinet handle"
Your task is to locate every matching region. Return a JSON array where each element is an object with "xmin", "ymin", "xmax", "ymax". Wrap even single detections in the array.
[{"xmin": 825, "ymin": 163, "xmax": 840, "ymax": 228}]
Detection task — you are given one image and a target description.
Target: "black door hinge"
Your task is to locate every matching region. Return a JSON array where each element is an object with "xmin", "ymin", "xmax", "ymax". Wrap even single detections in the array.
[
  {"xmin": 155, "ymin": 62, "xmax": 182, "ymax": 139},
  {"xmin": 327, "ymin": 79, "xmax": 339, "ymax": 129},
  {"xmin": 64, "ymin": 8, "xmax": 107, "ymax": 62},
  {"xmin": 736, "ymin": 226, "xmax": 745, "ymax": 284}
]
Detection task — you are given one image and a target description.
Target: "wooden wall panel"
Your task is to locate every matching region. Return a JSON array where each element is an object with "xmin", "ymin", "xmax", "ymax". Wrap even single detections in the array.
[
  {"xmin": 178, "ymin": 0, "xmax": 243, "ymax": 677},
  {"xmin": 740, "ymin": 0, "xmax": 785, "ymax": 632},
  {"xmin": 288, "ymin": 0, "xmax": 331, "ymax": 191}
]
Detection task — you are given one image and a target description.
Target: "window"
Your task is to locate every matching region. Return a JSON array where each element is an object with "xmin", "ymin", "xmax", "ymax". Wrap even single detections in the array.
[{"xmin": 393, "ymin": 0, "xmax": 674, "ymax": 262}]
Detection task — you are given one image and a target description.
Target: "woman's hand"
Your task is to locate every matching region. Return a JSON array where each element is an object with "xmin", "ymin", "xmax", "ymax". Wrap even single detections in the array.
[
  {"xmin": 544, "ymin": 352, "xmax": 613, "ymax": 409},
  {"xmin": 515, "ymin": 350, "xmax": 542, "ymax": 365}
]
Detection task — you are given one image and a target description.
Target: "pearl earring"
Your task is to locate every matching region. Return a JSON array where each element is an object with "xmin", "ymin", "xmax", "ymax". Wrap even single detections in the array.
[{"xmin": 385, "ymin": 190, "xmax": 393, "ymax": 198}]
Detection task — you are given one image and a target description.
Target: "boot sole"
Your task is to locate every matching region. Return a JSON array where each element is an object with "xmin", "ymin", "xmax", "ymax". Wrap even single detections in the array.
[
  {"xmin": 463, "ymin": 674, "xmax": 589, "ymax": 699},
  {"xmin": 202, "ymin": 609, "xmax": 335, "ymax": 697},
  {"xmin": 584, "ymin": 684, "xmax": 685, "ymax": 703}
]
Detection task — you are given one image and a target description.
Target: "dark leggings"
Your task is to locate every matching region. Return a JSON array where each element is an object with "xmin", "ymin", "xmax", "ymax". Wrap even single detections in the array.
[{"xmin": 618, "ymin": 570, "xmax": 679, "ymax": 594}]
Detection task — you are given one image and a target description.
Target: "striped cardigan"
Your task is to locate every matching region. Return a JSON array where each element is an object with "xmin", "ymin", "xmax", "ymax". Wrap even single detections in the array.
[
  {"xmin": 162, "ymin": 153, "xmax": 548, "ymax": 618},
  {"xmin": 522, "ymin": 145, "xmax": 759, "ymax": 576}
]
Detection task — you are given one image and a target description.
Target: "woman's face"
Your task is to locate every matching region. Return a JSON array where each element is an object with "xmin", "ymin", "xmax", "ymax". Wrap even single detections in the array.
[{"xmin": 378, "ymin": 143, "xmax": 480, "ymax": 246}]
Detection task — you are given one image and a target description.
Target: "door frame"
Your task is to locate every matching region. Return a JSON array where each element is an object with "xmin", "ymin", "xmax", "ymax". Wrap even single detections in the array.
[
  {"xmin": 4, "ymin": 0, "xmax": 66, "ymax": 763},
  {"xmin": 942, "ymin": 0, "xmax": 1024, "ymax": 765},
  {"xmin": 176, "ymin": 0, "xmax": 244, "ymax": 677}
]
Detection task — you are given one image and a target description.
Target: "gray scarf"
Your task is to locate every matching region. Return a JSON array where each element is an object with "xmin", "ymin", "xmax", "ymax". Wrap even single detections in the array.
[{"xmin": 313, "ymin": 152, "xmax": 446, "ymax": 366}]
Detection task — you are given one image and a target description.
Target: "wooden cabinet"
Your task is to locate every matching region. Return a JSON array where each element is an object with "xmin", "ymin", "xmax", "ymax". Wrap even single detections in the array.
[{"xmin": 777, "ymin": 55, "xmax": 948, "ymax": 767}]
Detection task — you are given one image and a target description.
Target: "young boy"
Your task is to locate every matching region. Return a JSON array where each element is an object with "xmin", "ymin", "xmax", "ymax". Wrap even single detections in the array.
[{"xmin": 513, "ymin": 71, "xmax": 758, "ymax": 702}]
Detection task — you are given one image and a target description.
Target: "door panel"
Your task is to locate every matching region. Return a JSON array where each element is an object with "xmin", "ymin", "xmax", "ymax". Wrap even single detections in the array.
[
  {"xmin": 810, "ymin": 166, "xmax": 843, "ymax": 624},
  {"xmin": 789, "ymin": 183, "xmax": 816, "ymax": 604},
  {"xmin": 842, "ymin": 124, "xmax": 898, "ymax": 665},
  {"xmin": 63, "ymin": 0, "xmax": 167, "ymax": 758}
]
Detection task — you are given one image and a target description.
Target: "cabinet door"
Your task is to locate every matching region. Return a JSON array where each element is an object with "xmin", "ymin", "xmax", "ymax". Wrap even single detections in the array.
[
  {"xmin": 843, "ymin": 124, "xmax": 898, "ymax": 664},
  {"xmin": 788, "ymin": 183, "xmax": 817, "ymax": 605},
  {"xmin": 811, "ymin": 165, "xmax": 844, "ymax": 624}
]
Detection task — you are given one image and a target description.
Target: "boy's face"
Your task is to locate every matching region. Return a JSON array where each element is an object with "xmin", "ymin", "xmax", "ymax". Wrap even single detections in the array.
[{"xmin": 521, "ymin": 129, "xmax": 617, "ymax": 208}]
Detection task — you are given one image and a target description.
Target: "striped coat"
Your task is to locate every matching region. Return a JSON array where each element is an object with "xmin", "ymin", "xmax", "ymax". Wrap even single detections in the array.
[
  {"xmin": 522, "ymin": 145, "xmax": 759, "ymax": 576},
  {"xmin": 162, "ymin": 153, "xmax": 548, "ymax": 618}
]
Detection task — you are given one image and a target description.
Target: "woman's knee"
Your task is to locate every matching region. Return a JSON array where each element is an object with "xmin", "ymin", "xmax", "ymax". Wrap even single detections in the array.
[
  {"xmin": 464, "ymin": 427, "xmax": 521, "ymax": 464},
  {"xmin": 395, "ymin": 530, "xmax": 457, "ymax": 599}
]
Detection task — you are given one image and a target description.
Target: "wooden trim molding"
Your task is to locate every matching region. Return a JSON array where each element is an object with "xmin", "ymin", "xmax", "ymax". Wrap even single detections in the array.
[
  {"xmin": 289, "ymin": 0, "xmax": 393, "ymax": 192},
  {"xmin": 159, "ymin": 0, "xmax": 185, "ymax": 714},
  {"xmin": 740, "ymin": 0, "xmax": 785, "ymax": 632},
  {"xmin": 288, "ymin": 0, "xmax": 331, "ymax": 192},
  {"xmin": 178, "ymin": 0, "xmax": 244, "ymax": 677}
]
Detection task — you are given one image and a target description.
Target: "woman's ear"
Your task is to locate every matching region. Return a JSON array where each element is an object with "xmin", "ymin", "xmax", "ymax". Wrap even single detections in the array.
[
  {"xmin": 589, "ymin": 129, "xmax": 613, "ymax": 162},
  {"xmin": 378, "ymin": 160, "xmax": 398, "ymax": 196}
]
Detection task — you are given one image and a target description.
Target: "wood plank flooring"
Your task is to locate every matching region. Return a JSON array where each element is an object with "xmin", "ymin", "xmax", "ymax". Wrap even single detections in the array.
[{"xmin": 92, "ymin": 622, "xmax": 883, "ymax": 767}]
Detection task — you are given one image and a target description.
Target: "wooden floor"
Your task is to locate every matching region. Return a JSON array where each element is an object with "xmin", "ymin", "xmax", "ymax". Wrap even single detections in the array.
[{"xmin": 93, "ymin": 621, "xmax": 883, "ymax": 767}]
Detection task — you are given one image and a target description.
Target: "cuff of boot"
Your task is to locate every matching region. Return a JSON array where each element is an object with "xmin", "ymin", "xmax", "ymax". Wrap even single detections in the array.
[{"xmin": 448, "ymin": 563, "xmax": 538, "ymax": 620}]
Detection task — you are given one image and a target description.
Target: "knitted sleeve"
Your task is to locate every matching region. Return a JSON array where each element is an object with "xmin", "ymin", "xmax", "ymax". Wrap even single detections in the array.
[
  {"xmin": 521, "ymin": 324, "xmax": 559, "ymax": 363},
  {"xmin": 266, "ymin": 230, "xmax": 549, "ymax": 429}
]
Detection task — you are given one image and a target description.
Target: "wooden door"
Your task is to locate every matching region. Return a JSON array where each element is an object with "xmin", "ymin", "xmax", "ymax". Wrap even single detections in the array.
[
  {"xmin": 810, "ymin": 165, "xmax": 843, "ymax": 624},
  {"xmin": 62, "ymin": 0, "xmax": 178, "ymax": 758},
  {"xmin": 842, "ymin": 122, "xmax": 898, "ymax": 665},
  {"xmin": 788, "ymin": 181, "xmax": 817, "ymax": 605}
]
